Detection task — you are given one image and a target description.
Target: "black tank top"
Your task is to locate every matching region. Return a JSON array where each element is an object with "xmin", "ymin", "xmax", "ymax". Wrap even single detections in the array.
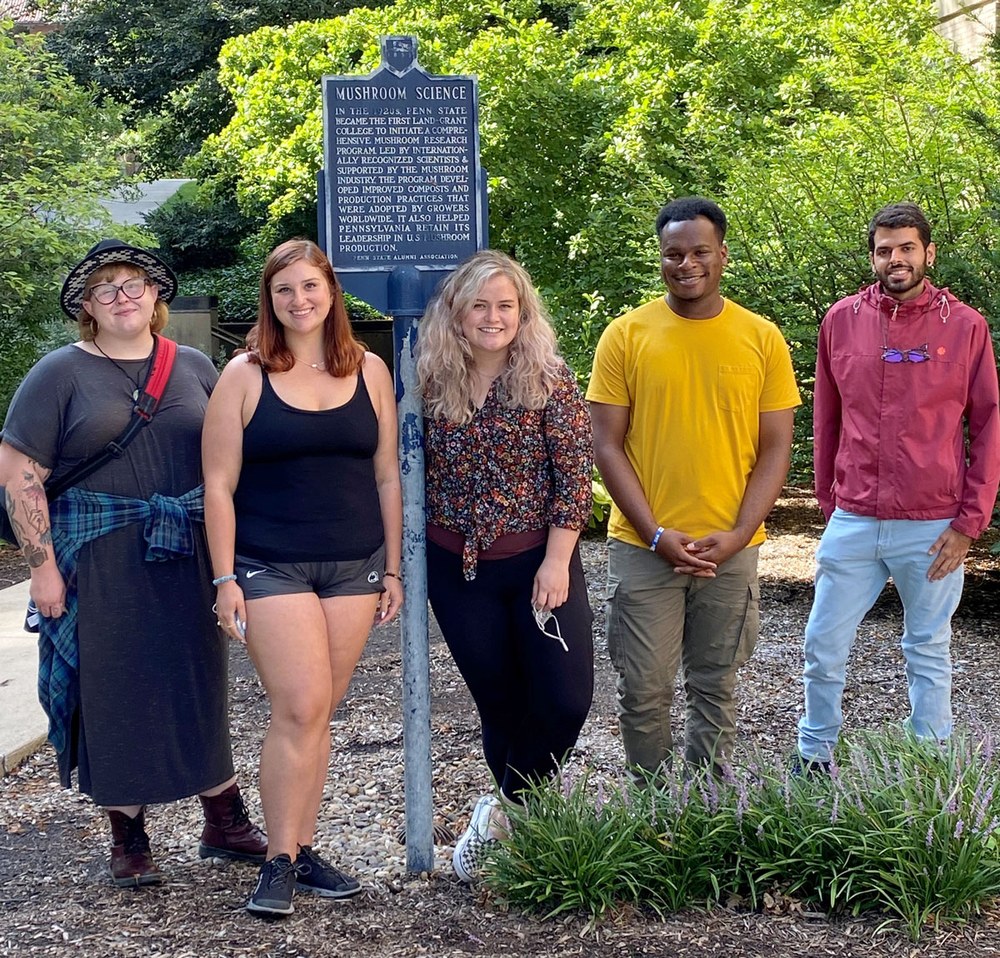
[{"xmin": 234, "ymin": 368, "xmax": 384, "ymax": 562}]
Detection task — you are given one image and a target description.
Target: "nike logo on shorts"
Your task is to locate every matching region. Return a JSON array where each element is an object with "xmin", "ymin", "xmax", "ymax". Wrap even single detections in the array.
[{"xmin": 245, "ymin": 569, "xmax": 267, "ymax": 579}]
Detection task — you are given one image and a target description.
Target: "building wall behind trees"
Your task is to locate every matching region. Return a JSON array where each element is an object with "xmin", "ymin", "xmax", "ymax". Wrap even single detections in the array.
[{"xmin": 937, "ymin": 0, "xmax": 997, "ymax": 58}]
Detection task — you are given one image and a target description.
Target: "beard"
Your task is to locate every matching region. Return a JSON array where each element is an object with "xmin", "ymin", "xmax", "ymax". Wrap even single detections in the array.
[{"xmin": 876, "ymin": 262, "xmax": 927, "ymax": 298}]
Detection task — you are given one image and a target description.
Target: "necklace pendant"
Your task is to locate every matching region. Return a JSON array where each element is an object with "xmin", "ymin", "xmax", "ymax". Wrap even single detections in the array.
[{"xmin": 132, "ymin": 388, "xmax": 140, "ymax": 402}]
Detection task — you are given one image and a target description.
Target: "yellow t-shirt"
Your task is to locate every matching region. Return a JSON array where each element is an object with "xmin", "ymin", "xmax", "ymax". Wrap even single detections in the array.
[{"xmin": 586, "ymin": 297, "xmax": 801, "ymax": 549}]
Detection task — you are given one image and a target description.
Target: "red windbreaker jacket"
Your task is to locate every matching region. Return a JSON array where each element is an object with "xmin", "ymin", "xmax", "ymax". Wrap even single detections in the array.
[{"xmin": 814, "ymin": 281, "xmax": 1000, "ymax": 538}]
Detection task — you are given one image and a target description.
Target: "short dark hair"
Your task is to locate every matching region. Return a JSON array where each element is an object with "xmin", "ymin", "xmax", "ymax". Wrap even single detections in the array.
[
  {"xmin": 655, "ymin": 196, "xmax": 727, "ymax": 243},
  {"xmin": 867, "ymin": 202, "xmax": 932, "ymax": 251}
]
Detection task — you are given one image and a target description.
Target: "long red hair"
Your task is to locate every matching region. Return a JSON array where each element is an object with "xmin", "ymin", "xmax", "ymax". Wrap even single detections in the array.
[{"xmin": 247, "ymin": 239, "xmax": 363, "ymax": 376}]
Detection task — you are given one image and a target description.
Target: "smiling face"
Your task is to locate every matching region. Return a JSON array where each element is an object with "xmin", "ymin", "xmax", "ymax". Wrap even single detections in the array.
[
  {"xmin": 460, "ymin": 273, "xmax": 521, "ymax": 365},
  {"xmin": 870, "ymin": 226, "xmax": 935, "ymax": 302},
  {"xmin": 268, "ymin": 259, "xmax": 334, "ymax": 336},
  {"xmin": 82, "ymin": 266, "xmax": 158, "ymax": 343},
  {"xmin": 658, "ymin": 215, "xmax": 728, "ymax": 319}
]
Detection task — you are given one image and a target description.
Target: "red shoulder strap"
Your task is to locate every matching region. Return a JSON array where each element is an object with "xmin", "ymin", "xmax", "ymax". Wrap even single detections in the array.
[{"xmin": 134, "ymin": 335, "xmax": 178, "ymax": 421}]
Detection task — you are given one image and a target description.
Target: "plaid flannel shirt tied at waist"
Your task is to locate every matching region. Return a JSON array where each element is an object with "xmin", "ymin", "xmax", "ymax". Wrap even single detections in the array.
[{"xmin": 38, "ymin": 484, "xmax": 206, "ymax": 757}]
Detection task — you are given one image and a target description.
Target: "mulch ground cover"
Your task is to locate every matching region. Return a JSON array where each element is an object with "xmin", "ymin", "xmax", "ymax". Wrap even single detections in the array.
[{"xmin": 2, "ymin": 490, "xmax": 1000, "ymax": 956}]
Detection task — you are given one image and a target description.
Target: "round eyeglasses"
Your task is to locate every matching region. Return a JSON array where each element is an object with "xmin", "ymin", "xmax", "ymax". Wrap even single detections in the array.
[{"xmin": 87, "ymin": 278, "xmax": 153, "ymax": 305}]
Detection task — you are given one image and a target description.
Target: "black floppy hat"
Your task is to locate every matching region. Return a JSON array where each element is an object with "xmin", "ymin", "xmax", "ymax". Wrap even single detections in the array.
[{"xmin": 60, "ymin": 239, "xmax": 178, "ymax": 319}]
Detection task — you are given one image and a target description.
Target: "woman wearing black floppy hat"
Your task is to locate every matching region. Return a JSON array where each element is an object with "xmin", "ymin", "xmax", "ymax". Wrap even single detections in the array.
[{"xmin": 0, "ymin": 239, "xmax": 266, "ymax": 888}]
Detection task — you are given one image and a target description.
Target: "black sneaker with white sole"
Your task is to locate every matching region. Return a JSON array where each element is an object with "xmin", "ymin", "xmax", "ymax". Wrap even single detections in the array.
[
  {"xmin": 246, "ymin": 854, "xmax": 298, "ymax": 916},
  {"xmin": 294, "ymin": 845, "xmax": 361, "ymax": 898}
]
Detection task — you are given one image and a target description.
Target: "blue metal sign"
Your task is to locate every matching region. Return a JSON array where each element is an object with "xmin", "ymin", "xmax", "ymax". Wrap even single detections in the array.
[{"xmin": 321, "ymin": 35, "xmax": 487, "ymax": 312}]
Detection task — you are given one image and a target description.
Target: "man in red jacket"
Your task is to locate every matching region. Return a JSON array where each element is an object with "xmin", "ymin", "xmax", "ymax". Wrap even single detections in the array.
[{"xmin": 796, "ymin": 202, "xmax": 1000, "ymax": 770}]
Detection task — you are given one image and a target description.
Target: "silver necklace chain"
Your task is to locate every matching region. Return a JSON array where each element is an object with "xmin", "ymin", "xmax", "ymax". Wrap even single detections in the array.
[{"xmin": 293, "ymin": 356, "xmax": 326, "ymax": 371}]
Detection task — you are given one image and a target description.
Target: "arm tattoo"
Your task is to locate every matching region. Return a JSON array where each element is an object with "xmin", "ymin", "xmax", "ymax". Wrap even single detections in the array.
[
  {"xmin": 24, "ymin": 543, "xmax": 48, "ymax": 568},
  {"xmin": 6, "ymin": 461, "xmax": 55, "ymax": 568}
]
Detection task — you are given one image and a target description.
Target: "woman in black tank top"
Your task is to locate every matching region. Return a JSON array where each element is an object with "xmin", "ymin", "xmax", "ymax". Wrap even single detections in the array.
[{"xmin": 202, "ymin": 240, "xmax": 403, "ymax": 917}]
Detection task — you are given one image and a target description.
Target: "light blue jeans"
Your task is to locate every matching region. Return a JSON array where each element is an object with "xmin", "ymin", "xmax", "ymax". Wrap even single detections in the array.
[{"xmin": 797, "ymin": 509, "xmax": 963, "ymax": 761}]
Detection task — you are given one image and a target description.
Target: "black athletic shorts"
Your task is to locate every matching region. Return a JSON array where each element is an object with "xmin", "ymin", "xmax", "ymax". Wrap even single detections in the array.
[{"xmin": 234, "ymin": 545, "xmax": 386, "ymax": 600}]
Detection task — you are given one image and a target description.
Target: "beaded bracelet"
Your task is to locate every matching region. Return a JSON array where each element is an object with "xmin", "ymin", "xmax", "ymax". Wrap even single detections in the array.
[
  {"xmin": 212, "ymin": 574, "xmax": 237, "ymax": 586},
  {"xmin": 649, "ymin": 526, "xmax": 665, "ymax": 552}
]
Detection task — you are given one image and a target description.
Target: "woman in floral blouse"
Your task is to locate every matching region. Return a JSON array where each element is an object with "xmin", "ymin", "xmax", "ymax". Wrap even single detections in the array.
[{"xmin": 417, "ymin": 249, "xmax": 594, "ymax": 882}]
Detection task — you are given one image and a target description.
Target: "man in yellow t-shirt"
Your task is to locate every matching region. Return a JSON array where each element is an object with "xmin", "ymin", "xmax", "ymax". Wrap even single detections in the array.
[{"xmin": 587, "ymin": 196, "xmax": 800, "ymax": 776}]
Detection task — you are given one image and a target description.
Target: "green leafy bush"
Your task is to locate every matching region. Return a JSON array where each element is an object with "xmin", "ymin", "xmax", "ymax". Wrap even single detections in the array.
[
  {"xmin": 43, "ymin": 0, "xmax": 384, "ymax": 173},
  {"xmin": 144, "ymin": 187, "xmax": 258, "ymax": 271},
  {"xmin": 486, "ymin": 769, "xmax": 669, "ymax": 919},
  {"xmin": 179, "ymin": 260, "xmax": 262, "ymax": 328},
  {"xmin": 489, "ymin": 730, "xmax": 1000, "ymax": 940},
  {"xmin": 589, "ymin": 469, "xmax": 612, "ymax": 530},
  {"xmin": 0, "ymin": 23, "xmax": 126, "ymax": 419},
  {"xmin": 188, "ymin": 0, "xmax": 1000, "ymax": 495}
]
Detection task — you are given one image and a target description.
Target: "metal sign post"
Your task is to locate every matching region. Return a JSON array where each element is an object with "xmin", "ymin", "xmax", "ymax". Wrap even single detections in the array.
[{"xmin": 319, "ymin": 36, "xmax": 487, "ymax": 873}]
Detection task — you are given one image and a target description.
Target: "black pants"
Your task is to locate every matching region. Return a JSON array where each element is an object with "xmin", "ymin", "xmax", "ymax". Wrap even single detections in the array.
[{"xmin": 427, "ymin": 539, "xmax": 594, "ymax": 799}]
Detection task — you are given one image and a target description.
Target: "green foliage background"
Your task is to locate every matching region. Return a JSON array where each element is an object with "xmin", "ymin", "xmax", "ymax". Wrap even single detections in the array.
[
  {"xmin": 177, "ymin": 0, "xmax": 1000, "ymax": 484},
  {"xmin": 14, "ymin": 0, "xmax": 1000, "ymax": 491},
  {"xmin": 41, "ymin": 0, "xmax": 389, "ymax": 174},
  {"xmin": 0, "ymin": 23, "xmax": 126, "ymax": 418}
]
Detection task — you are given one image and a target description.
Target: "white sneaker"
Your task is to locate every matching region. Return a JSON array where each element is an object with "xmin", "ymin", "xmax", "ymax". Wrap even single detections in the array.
[{"xmin": 452, "ymin": 795, "xmax": 499, "ymax": 883}]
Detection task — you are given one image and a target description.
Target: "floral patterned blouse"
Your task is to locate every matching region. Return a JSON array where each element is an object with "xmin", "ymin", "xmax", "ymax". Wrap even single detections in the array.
[{"xmin": 424, "ymin": 362, "xmax": 593, "ymax": 580}]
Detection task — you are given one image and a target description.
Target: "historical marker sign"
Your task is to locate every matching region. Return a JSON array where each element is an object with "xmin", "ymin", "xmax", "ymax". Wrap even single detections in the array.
[
  {"xmin": 321, "ymin": 35, "xmax": 485, "ymax": 306},
  {"xmin": 319, "ymin": 36, "xmax": 489, "ymax": 873}
]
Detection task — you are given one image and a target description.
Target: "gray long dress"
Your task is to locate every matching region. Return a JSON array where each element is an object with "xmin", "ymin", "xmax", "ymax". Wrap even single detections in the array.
[{"xmin": 2, "ymin": 343, "xmax": 234, "ymax": 804}]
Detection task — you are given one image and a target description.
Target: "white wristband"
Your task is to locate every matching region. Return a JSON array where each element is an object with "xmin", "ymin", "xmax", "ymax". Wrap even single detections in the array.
[{"xmin": 649, "ymin": 526, "xmax": 665, "ymax": 552}]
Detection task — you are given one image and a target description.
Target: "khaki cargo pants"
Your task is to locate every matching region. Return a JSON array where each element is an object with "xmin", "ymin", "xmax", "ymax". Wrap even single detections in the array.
[{"xmin": 606, "ymin": 539, "xmax": 760, "ymax": 776}]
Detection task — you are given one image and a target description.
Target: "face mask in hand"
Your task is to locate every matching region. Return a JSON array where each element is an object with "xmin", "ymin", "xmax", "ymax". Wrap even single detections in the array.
[{"xmin": 532, "ymin": 603, "xmax": 568, "ymax": 652}]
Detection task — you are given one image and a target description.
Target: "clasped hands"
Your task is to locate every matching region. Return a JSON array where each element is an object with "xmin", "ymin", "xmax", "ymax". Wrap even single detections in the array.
[{"xmin": 653, "ymin": 528, "xmax": 749, "ymax": 578}]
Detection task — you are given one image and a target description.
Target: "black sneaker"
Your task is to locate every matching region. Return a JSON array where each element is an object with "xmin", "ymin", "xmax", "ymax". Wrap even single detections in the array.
[
  {"xmin": 24, "ymin": 599, "xmax": 39, "ymax": 634},
  {"xmin": 789, "ymin": 753, "xmax": 833, "ymax": 779},
  {"xmin": 294, "ymin": 845, "xmax": 361, "ymax": 899},
  {"xmin": 246, "ymin": 854, "xmax": 298, "ymax": 916}
]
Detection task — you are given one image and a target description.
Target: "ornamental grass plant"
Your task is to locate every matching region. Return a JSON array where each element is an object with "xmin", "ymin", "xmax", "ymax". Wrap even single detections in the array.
[{"xmin": 485, "ymin": 731, "xmax": 1000, "ymax": 940}]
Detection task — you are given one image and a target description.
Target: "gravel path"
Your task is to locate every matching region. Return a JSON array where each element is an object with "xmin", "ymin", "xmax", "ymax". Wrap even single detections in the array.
[{"xmin": 2, "ymin": 492, "xmax": 1000, "ymax": 957}]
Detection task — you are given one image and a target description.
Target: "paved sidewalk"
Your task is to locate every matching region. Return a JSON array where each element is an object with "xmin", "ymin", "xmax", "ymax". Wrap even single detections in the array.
[
  {"xmin": 0, "ymin": 580, "xmax": 46, "ymax": 775},
  {"xmin": 99, "ymin": 178, "xmax": 192, "ymax": 225}
]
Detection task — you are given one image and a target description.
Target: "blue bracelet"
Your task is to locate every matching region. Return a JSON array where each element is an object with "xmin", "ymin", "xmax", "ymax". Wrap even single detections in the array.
[
  {"xmin": 649, "ymin": 526, "xmax": 665, "ymax": 552},
  {"xmin": 212, "ymin": 574, "xmax": 237, "ymax": 586}
]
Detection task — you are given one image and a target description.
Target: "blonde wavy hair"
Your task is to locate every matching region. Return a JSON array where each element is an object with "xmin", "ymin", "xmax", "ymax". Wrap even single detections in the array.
[{"xmin": 417, "ymin": 250, "xmax": 562, "ymax": 425}]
